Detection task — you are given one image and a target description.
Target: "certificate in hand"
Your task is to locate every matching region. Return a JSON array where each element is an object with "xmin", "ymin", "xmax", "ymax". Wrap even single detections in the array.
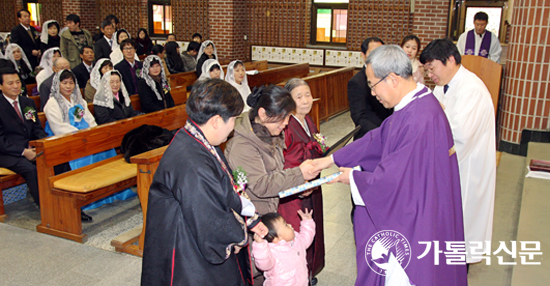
[{"xmin": 278, "ymin": 166, "xmax": 361, "ymax": 198}]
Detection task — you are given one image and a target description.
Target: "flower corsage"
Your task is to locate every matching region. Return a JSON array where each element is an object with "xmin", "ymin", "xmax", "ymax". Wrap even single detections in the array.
[
  {"xmin": 232, "ymin": 167, "xmax": 248, "ymax": 194},
  {"xmin": 73, "ymin": 106, "xmax": 85, "ymax": 121},
  {"xmin": 23, "ymin": 106, "xmax": 37, "ymax": 122},
  {"xmin": 313, "ymin": 133, "xmax": 329, "ymax": 153}
]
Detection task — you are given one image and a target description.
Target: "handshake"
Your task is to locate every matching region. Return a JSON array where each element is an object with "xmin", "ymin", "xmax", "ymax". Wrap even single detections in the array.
[{"xmin": 298, "ymin": 156, "xmax": 355, "ymax": 185}]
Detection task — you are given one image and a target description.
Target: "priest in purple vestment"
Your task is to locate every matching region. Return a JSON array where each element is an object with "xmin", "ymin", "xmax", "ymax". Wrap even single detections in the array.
[{"xmin": 311, "ymin": 45, "xmax": 467, "ymax": 285}]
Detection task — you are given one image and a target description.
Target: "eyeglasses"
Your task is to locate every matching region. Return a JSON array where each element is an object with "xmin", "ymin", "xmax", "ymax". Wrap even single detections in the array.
[
  {"xmin": 368, "ymin": 74, "xmax": 389, "ymax": 90},
  {"xmin": 424, "ymin": 61, "xmax": 440, "ymax": 75},
  {"xmin": 123, "ymin": 47, "xmax": 135, "ymax": 51}
]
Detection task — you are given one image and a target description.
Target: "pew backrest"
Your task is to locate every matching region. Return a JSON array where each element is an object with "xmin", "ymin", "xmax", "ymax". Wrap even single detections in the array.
[{"xmin": 247, "ymin": 63, "xmax": 310, "ymax": 87}]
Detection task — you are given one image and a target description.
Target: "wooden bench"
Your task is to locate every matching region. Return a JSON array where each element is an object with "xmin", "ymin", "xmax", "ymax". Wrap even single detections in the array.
[
  {"xmin": 0, "ymin": 168, "xmax": 26, "ymax": 222},
  {"xmin": 302, "ymin": 66, "xmax": 354, "ymax": 121},
  {"xmin": 248, "ymin": 63, "xmax": 310, "ymax": 88},
  {"xmin": 30, "ymin": 104, "xmax": 189, "ymax": 242}
]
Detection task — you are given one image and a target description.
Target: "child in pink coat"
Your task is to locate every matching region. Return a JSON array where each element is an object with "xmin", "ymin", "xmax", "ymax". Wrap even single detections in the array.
[{"xmin": 252, "ymin": 209, "xmax": 316, "ymax": 286}]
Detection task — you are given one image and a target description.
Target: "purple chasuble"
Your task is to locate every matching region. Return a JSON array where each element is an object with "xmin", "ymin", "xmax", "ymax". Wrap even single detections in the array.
[
  {"xmin": 465, "ymin": 30, "xmax": 492, "ymax": 58},
  {"xmin": 333, "ymin": 86, "xmax": 467, "ymax": 286}
]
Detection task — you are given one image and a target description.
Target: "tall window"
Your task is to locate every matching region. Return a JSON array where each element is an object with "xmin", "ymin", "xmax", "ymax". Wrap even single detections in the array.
[
  {"xmin": 23, "ymin": 0, "xmax": 42, "ymax": 28},
  {"xmin": 148, "ymin": 0, "xmax": 173, "ymax": 36},
  {"xmin": 312, "ymin": 0, "xmax": 348, "ymax": 45}
]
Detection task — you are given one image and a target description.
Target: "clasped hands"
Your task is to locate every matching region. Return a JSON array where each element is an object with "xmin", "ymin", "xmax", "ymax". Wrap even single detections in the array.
[{"xmin": 299, "ymin": 156, "xmax": 354, "ymax": 185}]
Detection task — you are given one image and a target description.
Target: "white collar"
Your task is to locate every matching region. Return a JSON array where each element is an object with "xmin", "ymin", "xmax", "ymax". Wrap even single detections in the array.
[
  {"xmin": 444, "ymin": 65, "xmax": 466, "ymax": 92},
  {"xmin": 104, "ymin": 35, "xmax": 113, "ymax": 42},
  {"xmin": 3, "ymin": 93, "xmax": 18, "ymax": 105},
  {"xmin": 20, "ymin": 23, "xmax": 30, "ymax": 30},
  {"xmin": 291, "ymin": 114, "xmax": 311, "ymax": 136},
  {"xmin": 394, "ymin": 83, "xmax": 429, "ymax": 111},
  {"xmin": 83, "ymin": 61, "xmax": 93, "ymax": 70},
  {"xmin": 476, "ymin": 30, "xmax": 486, "ymax": 38},
  {"xmin": 126, "ymin": 59, "xmax": 135, "ymax": 68}
]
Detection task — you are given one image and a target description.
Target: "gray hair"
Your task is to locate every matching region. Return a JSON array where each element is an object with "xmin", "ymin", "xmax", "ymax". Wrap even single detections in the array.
[
  {"xmin": 365, "ymin": 45, "xmax": 412, "ymax": 79},
  {"xmin": 53, "ymin": 57, "xmax": 69, "ymax": 68},
  {"xmin": 284, "ymin": 78, "xmax": 309, "ymax": 93}
]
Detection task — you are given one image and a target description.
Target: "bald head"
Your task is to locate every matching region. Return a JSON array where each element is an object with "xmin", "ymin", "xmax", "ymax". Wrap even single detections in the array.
[{"xmin": 53, "ymin": 58, "xmax": 70, "ymax": 73}]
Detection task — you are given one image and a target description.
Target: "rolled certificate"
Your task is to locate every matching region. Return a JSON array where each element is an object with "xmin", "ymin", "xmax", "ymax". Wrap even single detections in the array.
[{"xmin": 278, "ymin": 166, "xmax": 361, "ymax": 198}]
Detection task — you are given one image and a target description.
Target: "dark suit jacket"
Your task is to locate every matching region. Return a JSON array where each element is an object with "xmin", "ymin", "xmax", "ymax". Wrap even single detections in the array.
[
  {"xmin": 115, "ymin": 60, "xmax": 143, "ymax": 95},
  {"xmin": 10, "ymin": 24, "xmax": 40, "ymax": 68},
  {"xmin": 94, "ymin": 96, "xmax": 140, "ymax": 125},
  {"xmin": 347, "ymin": 66, "xmax": 393, "ymax": 140},
  {"xmin": 72, "ymin": 62, "xmax": 91, "ymax": 89},
  {"xmin": 94, "ymin": 37, "xmax": 112, "ymax": 62},
  {"xmin": 138, "ymin": 79, "xmax": 175, "ymax": 113},
  {"xmin": 39, "ymin": 73, "xmax": 55, "ymax": 111},
  {"xmin": 0, "ymin": 94, "xmax": 47, "ymax": 167}
]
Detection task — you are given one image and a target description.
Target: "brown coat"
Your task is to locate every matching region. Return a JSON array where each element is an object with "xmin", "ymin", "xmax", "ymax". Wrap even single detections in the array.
[{"xmin": 225, "ymin": 113, "xmax": 305, "ymax": 215}]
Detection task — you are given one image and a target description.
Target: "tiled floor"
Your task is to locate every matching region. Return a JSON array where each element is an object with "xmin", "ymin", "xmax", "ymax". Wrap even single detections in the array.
[{"xmin": 0, "ymin": 112, "xmax": 546, "ymax": 286}]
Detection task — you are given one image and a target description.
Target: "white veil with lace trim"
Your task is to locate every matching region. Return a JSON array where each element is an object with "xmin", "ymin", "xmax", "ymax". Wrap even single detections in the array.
[
  {"xmin": 141, "ymin": 55, "xmax": 170, "ymax": 101},
  {"xmin": 49, "ymin": 69, "xmax": 87, "ymax": 123},
  {"xmin": 198, "ymin": 59, "xmax": 224, "ymax": 81},
  {"xmin": 93, "ymin": 70, "xmax": 131, "ymax": 110}
]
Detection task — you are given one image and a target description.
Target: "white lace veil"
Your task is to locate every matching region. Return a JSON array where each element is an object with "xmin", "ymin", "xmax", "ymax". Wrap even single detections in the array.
[
  {"xmin": 50, "ymin": 69, "xmax": 87, "ymax": 123},
  {"xmin": 198, "ymin": 59, "xmax": 224, "ymax": 81},
  {"xmin": 5, "ymin": 43, "xmax": 32, "ymax": 73},
  {"xmin": 40, "ymin": 20, "xmax": 60, "ymax": 44},
  {"xmin": 225, "ymin": 60, "xmax": 251, "ymax": 91},
  {"xmin": 196, "ymin": 40, "xmax": 217, "ymax": 61},
  {"xmin": 141, "ymin": 55, "xmax": 170, "ymax": 101},
  {"xmin": 93, "ymin": 70, "xmax": 131, "ymax": 109},
  {"xmin": 90, "ymin": 58, "xmax": 112, "ymax": 89},
  {"xmin": 38, "ymin": 47, "xmax": 61, "ymax": 81}
]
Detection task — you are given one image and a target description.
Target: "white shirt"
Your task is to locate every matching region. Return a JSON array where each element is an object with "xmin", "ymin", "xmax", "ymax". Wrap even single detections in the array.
[
  {"xmin": 104, "ymin": 35, "xmax": 113, "ymax": 47},
  {"xmin": 433, "ymin": 65, "xmax": 496, "ymax": 263},
  {"xmin": 43, "ymin": 95, "xmax": 97, "ymax": 135},
  {"xmin": 3, "ymin": 93, "xmax": 22, "ymax": 116},
  {"xmin": 456, "ymin": 29, "xmax": 502, "ymax": 63},
  {"xmin": 83, "ymin": 62, "xmax": 93, "ymax": 73}
]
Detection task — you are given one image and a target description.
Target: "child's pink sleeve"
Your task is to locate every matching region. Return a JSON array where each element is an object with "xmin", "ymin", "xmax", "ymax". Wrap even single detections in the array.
[
  {"xmin": 252, "ymin": 240, "xmax": 276, "ymax": 271},
  {"xmin": 297, "ymin": 219, "xmax": 316, "ymax": 248}
]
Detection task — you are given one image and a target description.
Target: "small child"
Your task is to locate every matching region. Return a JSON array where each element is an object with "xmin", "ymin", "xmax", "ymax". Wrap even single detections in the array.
[{"xmin": 252, "ymin": 209, "xmax": 316, "ymax": 286}]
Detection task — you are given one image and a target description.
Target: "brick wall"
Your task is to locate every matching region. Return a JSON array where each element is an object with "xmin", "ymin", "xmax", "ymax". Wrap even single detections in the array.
[
  {"xmin": 172, "ymin": 0, "xmax": 209, "ymax": 42},
  {"xmin": 499, "ymin": 0, "xmax": 550, "ymax": 144},
  {"xmin": 0, "ymin": 0, "xmax": 18, "ymax": 32}
]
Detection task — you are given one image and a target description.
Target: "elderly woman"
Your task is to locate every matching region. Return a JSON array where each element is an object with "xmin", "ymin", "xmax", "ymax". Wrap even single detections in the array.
[
  {"xmin": 84, "ymin": 58, "xmax": 113, "ymax": 103},
  {"xmin": 195, "ymin": 40, "xmax": 217, "ymax": 78},
  {"xmin": 40, "ymin": 20, "xmax": 60, "ymax": 53},
  {"xmin": 225, "ymin": 85, "xmax": 319, "ymax": 215},
  {"xmin": 93, "ymin": 70, "xmax": 140, "ymax": 124},
  {"xmin": 35, "ymin": 47, "xmax": 62, "ymax": 88},
  {"xmin": 5, "ymin": 43, "xmax": 34, "ymax": 84},
  {"xmin": 142, "ymin": 78, "xmax": 267, "ymax": 285},
  {"xmin": 225, "ymin": 60, "xmax": 251, "ymax": 113},
  {"xmin": 281, "ymin": 78, "xmax": 325, "ymax": 282},
  {"xmin": 197, "ymin": 59, "xmax": 224, "ymax": 81},
  {"xmin": 138, "ymin": 55, "xmax": 175, "ymax": 113}
]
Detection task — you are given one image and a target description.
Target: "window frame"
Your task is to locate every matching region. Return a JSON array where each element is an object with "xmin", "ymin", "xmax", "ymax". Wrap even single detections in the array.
[
  {"xmin": 22, "ymin": 0, "xmax": 42, "ymax": 28},
  {"xmin": 310, "ymin": 2, "xmax": 349, "ymax": 46},
  {"xmin": 148, "ymin": 0, "xmax": 172, "ymax": 37}
]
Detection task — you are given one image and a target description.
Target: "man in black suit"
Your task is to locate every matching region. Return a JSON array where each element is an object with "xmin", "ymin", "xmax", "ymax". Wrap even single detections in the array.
[
  {"xmin": 72, "ymin": 45, "xmax": 94, "ymax": 88},
  {"xmin": 94, "ymin": 20, "xmax": 115, "ymax": 61},
  {"xmin": 39, "ymin": 58, "xmax": 70, "ymax": 111},
  {"xmin": 10, "ymin": 9, "xmax": 41, "ymax": 69},
  {"xmin": 114, "ymin": 39, "xmax": 142, "ymax": 95},
  {"xmin": 348, "ymin": 37, "xmax": 392, "ymax": 140},
  {"xmin": 0, "ymin": 68, "xmax": 46, "ymax": 206}
]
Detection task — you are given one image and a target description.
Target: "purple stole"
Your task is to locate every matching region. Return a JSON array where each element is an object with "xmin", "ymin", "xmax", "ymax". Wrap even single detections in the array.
[{"xmin": 465, "ymin": 29, "xmax": 492, "ymax": 58}]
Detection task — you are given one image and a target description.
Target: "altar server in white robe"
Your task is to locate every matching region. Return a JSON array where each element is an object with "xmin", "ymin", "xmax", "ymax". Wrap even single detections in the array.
[
  {"xmin": 456, "ymin": 11, "xmax": 502, "ymax": 63},
  {"xmin": 420, "ymin": 38, "xmax": 496, "ymax": 264}
]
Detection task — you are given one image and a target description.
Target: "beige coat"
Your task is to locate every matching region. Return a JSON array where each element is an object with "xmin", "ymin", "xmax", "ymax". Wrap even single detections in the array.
[{"xmin": 225, "ymin": 113, "xmax": 304, "ymax": 215}]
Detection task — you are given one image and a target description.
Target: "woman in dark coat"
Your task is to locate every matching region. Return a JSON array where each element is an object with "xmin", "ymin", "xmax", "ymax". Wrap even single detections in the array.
[
  {"xmin": 93, "ymin": 70, "xmax": 140, "ymax": 124},
  {"xmin": 40, "ymin": 20, "xmax": 61, "ymax": 53},
  {"xmin": 164, "ymin": 41, "xmax": 185, "ymax": 74},
  {"xmin": 135, "ymin": 28, "xmax": 153, "ymax": 56},
  {"xmin": 281, "ymin": 78, "xmax": 326, "ymax": 282},
  {"xmin": 138, "ymin": 55, "xmax": 175, "ymax": 113}
]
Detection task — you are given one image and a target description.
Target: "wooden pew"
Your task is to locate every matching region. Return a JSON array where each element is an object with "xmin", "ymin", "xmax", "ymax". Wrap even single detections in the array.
[
  {"xmin": 247, "ymin": 63, "xmax": 310, "ymax": 88},
  {"xmin": 30, "ymin": 105, "xmax": 189, "ymax": 243},
  {"xmin": 302, "ymin": 66, "xmax": 354, "ymax": 121},
  {"xmin": 0, "ymin": 169, "xmax": 26, "ymax": 222}
]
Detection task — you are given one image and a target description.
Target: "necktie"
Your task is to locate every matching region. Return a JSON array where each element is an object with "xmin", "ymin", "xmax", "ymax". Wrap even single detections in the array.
[
  {"xmin": 13, "ymin": 100, "xmax": 24, "ymax": 122},
  {"xmin": 27, "ymin": 29, "xmax": 35, "ymax": 44},
  {"xmin": 444, "ymin": 84, "xmax": 449, "ymax": 94},
  {"xmin": 109, "ymin": 39, "xmax": 112, "ymax": 47}
]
